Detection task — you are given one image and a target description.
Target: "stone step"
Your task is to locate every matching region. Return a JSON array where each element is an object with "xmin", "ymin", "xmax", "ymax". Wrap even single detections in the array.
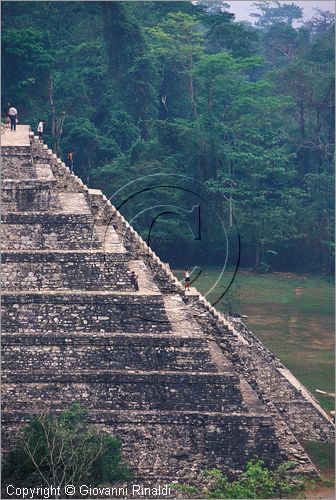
[
  {"xmin": 57, "ymin": 192, "xmax": 92, "ymax": 215},
  {"xmin": 2, "ymin": 293, "xmax": 171, "ymax": 333},
  {"xmin": 1, "ymin": 223, "xmax": 102, "ymax": 251},
  {"xmin": 2, "ymin": 191, "xmax": 92, "ymax": 216},
  {"xmin": 2, "ymin": 152, "xmax": 35, "ymax": 179},
  {"xmin": 2, "ymin": 181, "xmax": 58, "ymax": 213},
  {"xmin": 31, "ymin": 153, "xmax": 50, "ymax": 165},
  {"xmin": 128, "ymin": 260, "xmax": 160, "ymax": 293},
  {"xmin": 95, "ymin": 224, "xmax": 127, "ymax": 253},
  {"xmin": 2, "ymin": 251, "xmax": 133, "ymax": 291},
  {"xmin": 2, "ymin": 178, "xmax": 55, "ymax": 190},
  {"xmin": 35, "ymin": 163, "xmax": 55, "ymax": 181},
  {"xmin": 2, "ymin": 212, "xmax": 95, "ymax": 224},
  {"xmin": 1, "ymin": 163, "xmax": 57, "ymax": 212},
  {"xmin": 2, "ymin": 146, "xmax": 31, "ymax": 155},
  {"xmin": 1, "ymin": 408, "xmax": 274, "ymax": 420},
  {"xmin": 162, "ymin": 294, "xmax": 205, "ymax": 338},
  {"xmin": 1, "ymin": 408, "xmax": 273, "ymax": 420},
  {"xmin": 2, "ymin": 163, "xmax": 55, "ymax": 183},
  {"xmin": 1, "ymin": 126, "xmax": 31, "ymax": 148},
  {"xmin": 239, "ymin": 378, "xmax": 263, "ymax": 413},
  {"xmin": 2, "ymin": 333, "xmax": 217, "ymax": 372},
  {"xmin": 1, "ymin": 250, "xmax": 128, "ymax": 257},
  {"xmin": 2, "ymin": 370, "xmax": 243, "ymax": 413},
  {"xmin": 1, "ymin": 212, "xmax": 103, "ymax": 250},
  {"xmin": 1, "ymin": 331, "xmax": 203, "ymax": 340}
]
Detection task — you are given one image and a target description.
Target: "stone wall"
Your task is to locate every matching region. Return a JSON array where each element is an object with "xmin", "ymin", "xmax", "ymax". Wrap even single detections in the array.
[
  {"xmin": 102, "ymin": 413, "xmax": 283, "ymax": 481},
  {"xmin": 2, "ymin": 371, "xmax": 243, "ymax": 413},
  {"xmin": 2, "ymin": 181, "xmax": 57, "ymax": 212},
  {"xmin": 1, "ymin": 412, "xmax": 282, "ymax": 481},
  {"xmin": 2, "ymin": 252, "xmax": 133, "ymax": 291},
  {"xmin": 2, "ymin": 147, "xmax": 35, "ymax": 179},
  {"xmin": 2, "ymin": 294, "xmax": 172, "ymax": 333},
  {"xmin": 1, "ymin": 214, "xmax": 102, "ymax": 250},
  {"xmin": 2, "ymin": 334, "xmax": 216, "ymax": 372},
  {"xmin": 234, "ymin": 320, "xmax": 335, "ymax": 443}
]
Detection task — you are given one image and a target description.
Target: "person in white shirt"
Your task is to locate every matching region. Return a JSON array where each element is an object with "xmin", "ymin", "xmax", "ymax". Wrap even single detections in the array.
[
  {"xmin": 8, "ymin": 106, "xmax": 17, "ymax": 131},
  {"xmin": 37, "ymin": 120, "xmax": 46, "ymax": 143}
]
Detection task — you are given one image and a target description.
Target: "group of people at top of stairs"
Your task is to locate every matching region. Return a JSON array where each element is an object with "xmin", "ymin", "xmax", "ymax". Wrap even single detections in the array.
[{"xmin": 2, "ymin": 104, "xmax": 75, "ymax": 173}]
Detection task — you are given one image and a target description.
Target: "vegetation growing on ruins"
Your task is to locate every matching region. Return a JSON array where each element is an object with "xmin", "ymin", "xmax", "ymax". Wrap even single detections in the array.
[
  {"xmin": 1, "ymin": 1, "xmax": 334, "ymax": 272},
  {"xmin": 1, "ymin": 404, "xmax": 131, "ymax": 492},
  {"xmin": 172, "ymin": 459, "xmax": 305, "ymax": 498}
]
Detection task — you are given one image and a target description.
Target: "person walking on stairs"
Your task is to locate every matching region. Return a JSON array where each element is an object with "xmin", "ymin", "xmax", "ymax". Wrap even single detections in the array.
[
  {"xmin": 130, "ymin": 271, "xmax": 139, "ymax": 291},
  {"xmin": 37, "ymin": 120, "xmax": 46, "ymax": 143},
  {"xmin": 8, "ymin": 106, "xmax": 18, "ymax": 131},
  {"xmin": 67, "ymin": 151, "xmax": 74, "ymax": 173},
  {"xmin": 184, "ymin": 268, "xmax": 191, "ymax": 292}
]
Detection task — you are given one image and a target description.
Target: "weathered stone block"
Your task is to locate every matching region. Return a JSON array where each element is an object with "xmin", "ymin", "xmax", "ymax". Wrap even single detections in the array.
[
  {"xmin": 2, "ymin": 333, "xmax": 217, "ymax": 372},
  {"xmin": 2, "ymin": 371, "xmax": 244, "ymax": 413},
  {"xmin": 2, "ymin": 251, "xmax": 133, "ymax": 291},
  {"xmin": 2, "ymin": 294, "xmax": 172, "ymax": 333}
]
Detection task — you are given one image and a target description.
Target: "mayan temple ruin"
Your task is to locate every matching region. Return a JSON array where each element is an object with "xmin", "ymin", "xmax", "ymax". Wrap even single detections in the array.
[{"xmin": 1, "ymin": 125, "xmax": 334, "ymax": 482}]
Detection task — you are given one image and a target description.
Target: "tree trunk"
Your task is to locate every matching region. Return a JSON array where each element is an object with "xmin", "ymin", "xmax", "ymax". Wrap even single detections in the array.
[
  {"xmin": 188, "ymin": 53, "xmax": 198, "ymax": 120},
  {"xmin": 55, "ymin": 112, "xmax": 66, "ymax": 154},
  {"xmin": 48, "ymin": 75, "xmax": 56, "ymax": 140},
  {"xmin": 299, "ymin": 100, "xmax": 305, "ymax": 138},
  {"xmin": 48, "ymin": 74, "xmax": 65, "ymax": 155}
]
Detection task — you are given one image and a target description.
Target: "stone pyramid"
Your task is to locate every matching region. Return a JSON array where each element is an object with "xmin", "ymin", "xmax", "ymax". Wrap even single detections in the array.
[{"xmin": 1, "ymin": 126, "xmax": 334, "ymax": 482}]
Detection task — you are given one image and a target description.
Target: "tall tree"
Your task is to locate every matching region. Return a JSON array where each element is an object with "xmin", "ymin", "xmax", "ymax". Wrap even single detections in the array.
[{"xmin": 251, "ymin": 1, "xmax": 303, "ymax": 29}]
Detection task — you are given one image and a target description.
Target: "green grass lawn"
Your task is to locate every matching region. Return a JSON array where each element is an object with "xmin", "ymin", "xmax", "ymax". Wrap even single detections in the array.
[
  {"xmin": 174, "ymin": 268, "xmax": 335, "ymax": 411},
  {"xmin": 304, "ymin": 442, "xmax": 335, "ymax": 473}
]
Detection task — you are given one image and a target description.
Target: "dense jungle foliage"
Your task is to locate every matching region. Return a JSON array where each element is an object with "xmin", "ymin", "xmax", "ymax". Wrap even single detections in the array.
[{"xmin": 2, "ymin": 1, "xmax": 334, "ymax": 272}]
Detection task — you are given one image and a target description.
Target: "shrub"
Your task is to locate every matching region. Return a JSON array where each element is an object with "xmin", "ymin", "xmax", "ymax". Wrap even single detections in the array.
[
  {"xmin": 172, "ymin": 459, "xmax": 304, "ymax": 499},
  {"xmin": 2, "ymin": 404, "xmax": 131, "ymax": 495}
]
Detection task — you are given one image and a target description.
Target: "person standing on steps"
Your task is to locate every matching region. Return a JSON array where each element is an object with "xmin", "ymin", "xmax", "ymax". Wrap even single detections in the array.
[
  {"xmin": 8, "ymin": 105, "xmax": 18, "ymax": 131},
  {"xmin": 67, "ymin": 151, "xmax": 74, "ymax": 173},
  {"xmin": 37, "ymin": 120, "xmax": 46, "ymax": 143},
  {"xmin": 184, "ymin": 268, "xmax": 191, "ymax": 292},
  {"xmin": 130, "ymin": 271, "xmax": 139, "ymax": 291}
]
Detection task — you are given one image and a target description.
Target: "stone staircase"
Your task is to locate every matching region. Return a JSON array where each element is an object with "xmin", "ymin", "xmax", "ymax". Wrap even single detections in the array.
[{"xmin": 1, "ymin": 126, "xmax": 333, "ymax": 482}]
